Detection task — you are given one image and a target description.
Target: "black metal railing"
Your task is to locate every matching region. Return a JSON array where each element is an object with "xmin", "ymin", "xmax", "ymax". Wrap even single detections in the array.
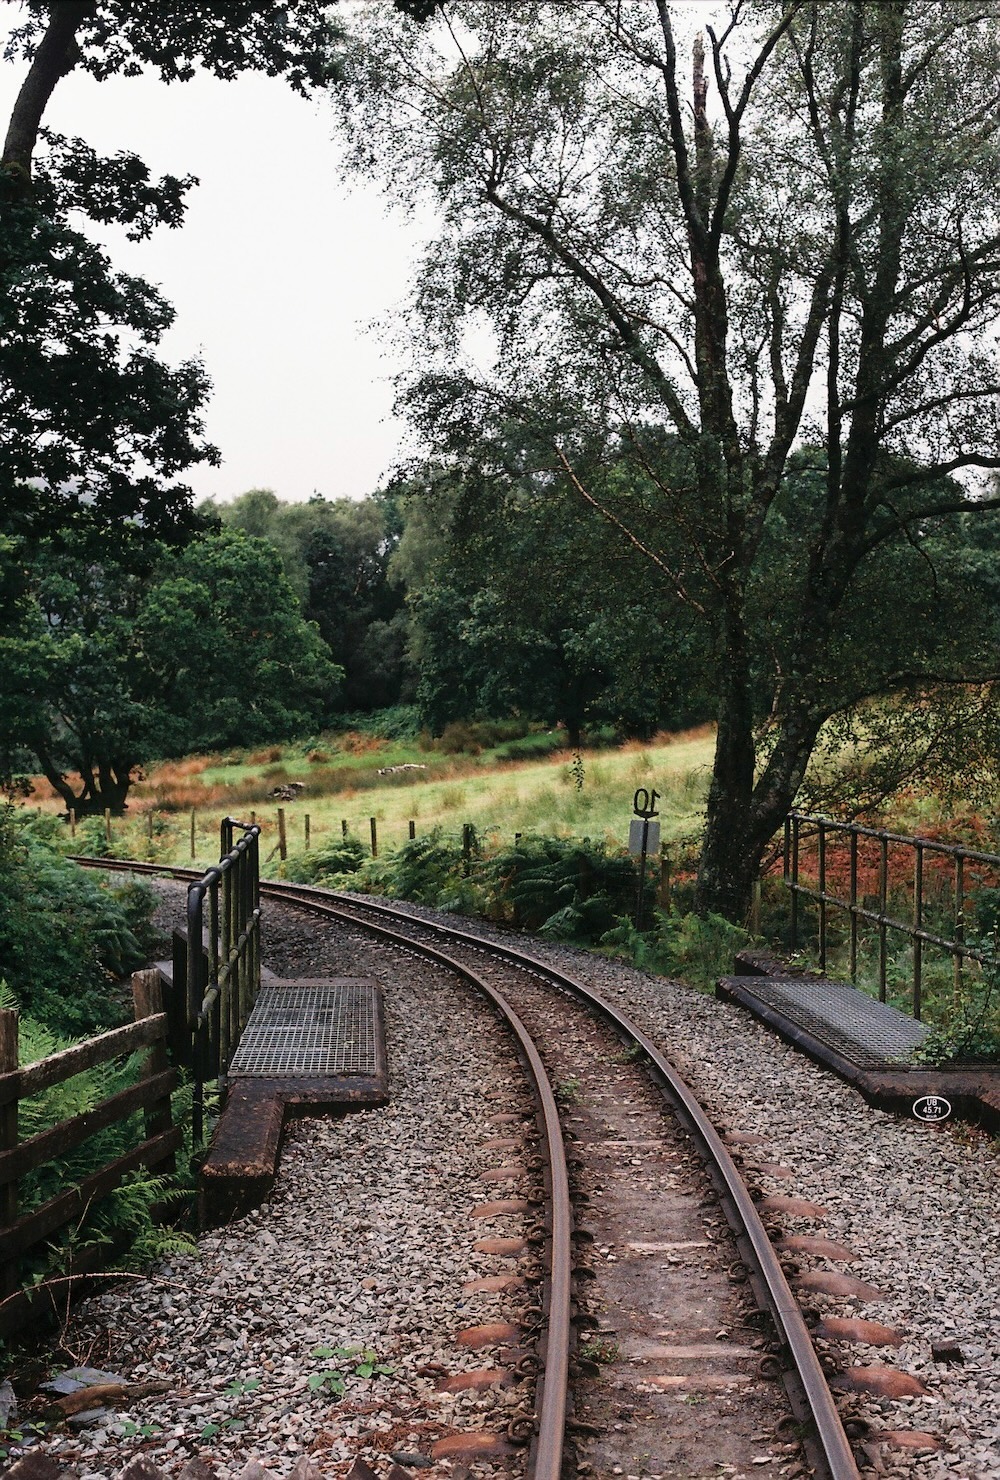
[
  {"xmin": 783, "ymin": 811, "xmax": 1000, "ymax": 1021},
  {"xmin": 186, "ymin": 818, "xmax": 261, "ymax": 1140}
]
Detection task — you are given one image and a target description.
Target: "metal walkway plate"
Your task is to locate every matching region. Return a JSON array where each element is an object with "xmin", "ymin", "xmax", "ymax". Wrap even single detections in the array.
[
  {"xmin": 735, "ymin": 977, "xmax": 930, "ymax": 1069},
  {"xmin": 229, "ymin": 979, "xmax": 382, "ymax": 1079}
]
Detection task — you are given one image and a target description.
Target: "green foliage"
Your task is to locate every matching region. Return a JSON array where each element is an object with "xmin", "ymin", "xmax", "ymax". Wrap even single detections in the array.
[
  {"xmin": 308, "ymin": 1345, "xmax": 395, "ymax": 1396},
  {"xmin": 211, "ymin": 489, "xmax": 410, "ymax": 712},
  {"xmin": 484, "ymin": 834, "xmax": 644, "ymax": 942},
  {"xmin": 283, "ymin": 836, "xmax": 367, "ymax": 886},
  {"xmin": 379, "ymin": 831, "xmax": 470, "ymax": 907},
  {"xmin": 0, "ymin": 528, "xmax": 343, "ymax": 814},
  {"xmin": 0, "ymin": 807, "xmax": 158, "ymax": 1033},
  {"xmin": 601, "ymin": 911, "xmax": 751, "ymax": 993},
  {"xmin": 331, "ymin": 705, "xmax": 422, "ymax": 740}
]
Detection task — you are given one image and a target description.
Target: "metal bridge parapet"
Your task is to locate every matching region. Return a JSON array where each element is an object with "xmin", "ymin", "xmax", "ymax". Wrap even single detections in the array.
[
  {"xmin": 783, "ymin": 810, "xmax": 1000, "ymax": 1020},
  {"xmin": 186, "ymin": 817, "xmax": 261, "ymax": 1141}
]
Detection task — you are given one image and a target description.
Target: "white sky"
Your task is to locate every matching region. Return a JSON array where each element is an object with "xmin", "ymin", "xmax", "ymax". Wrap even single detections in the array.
[
  {"xmin": 1, "ymin": 4, "xmax": 434, "ymax": 505},
  {"xmin": 1, "ymin": 1, "xmax": 729, "ymax": 508}
]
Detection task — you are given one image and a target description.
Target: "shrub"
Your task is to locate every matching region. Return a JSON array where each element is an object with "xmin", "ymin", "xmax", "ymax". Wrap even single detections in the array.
[
  {"xmin": 0, "ymin": 807, "xmax": 159, "ymax": 1035},
  {"xmin": 483, "ymin": 835, "xmax": 645, "ymax": 941},
  {"xmin": 329, "ymin": 706, "xmax": 423, "ymax": 740},
  {"xmin": 283, "ymin": 837, "xmax": 367, "ymax": 886},
  {"xmin": 601, "ymin": 909, "xmax": 751, "ymax": 991},
  {"xmin": 378, "ymin": 831, "xmax": 470, "ymax": 907}
]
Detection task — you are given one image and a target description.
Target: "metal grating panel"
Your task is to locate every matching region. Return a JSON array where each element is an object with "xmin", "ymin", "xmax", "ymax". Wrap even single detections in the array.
[
  {"xmin": 229, "ymin": 983, "xmax": 379, "ymax": 1078},
  {"xmin": 739, "ymin": 978, "xmax": 930, "ymax": 1069}
]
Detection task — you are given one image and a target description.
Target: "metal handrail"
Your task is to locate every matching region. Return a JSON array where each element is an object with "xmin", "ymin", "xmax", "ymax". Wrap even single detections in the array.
[
  {"xmin": 186, "ymin": 818, "xmax": 261, "ymax": 1140},
  {"xmin": 784, "ymin": 811, "xmax": 1000, "ymax": 1018}
]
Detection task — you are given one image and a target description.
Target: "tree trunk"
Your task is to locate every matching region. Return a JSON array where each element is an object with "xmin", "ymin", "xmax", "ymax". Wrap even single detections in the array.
[
  {"xmin": 2, "ymin": 2, "xmax": 93, "ymax": 182},
  {"xmin": 35, "ymin": 747, "xmax": 133, "ymax": 816},
  {"xmin": 694, "ymin": 621, "xmax": 757, "ymax": 920}
]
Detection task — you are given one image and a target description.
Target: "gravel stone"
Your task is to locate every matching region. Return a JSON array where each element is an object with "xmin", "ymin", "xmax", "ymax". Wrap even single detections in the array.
[{"xmin": 20, "ymin": 879, "xmax": 999, "ymax": 1480}]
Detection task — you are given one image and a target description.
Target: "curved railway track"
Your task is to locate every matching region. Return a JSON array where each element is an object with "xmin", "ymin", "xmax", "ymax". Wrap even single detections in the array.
[{"xmin": 80, "ymin": 858, "xmax": 862, "ymax": 1480}]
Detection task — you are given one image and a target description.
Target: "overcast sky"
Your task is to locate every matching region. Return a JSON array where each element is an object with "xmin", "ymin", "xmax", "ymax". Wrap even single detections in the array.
[
  {"xmin": 1, "ymin": 4, "xmax": 434, "ymax": 506},
  {"xmin": 1, "ymin": 2, "xmax": 728, "ymax": 510}
]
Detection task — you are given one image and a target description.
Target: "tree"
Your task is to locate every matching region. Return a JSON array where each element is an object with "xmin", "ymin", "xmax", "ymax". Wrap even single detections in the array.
[
  {"xmin": 0, "ymin": 1, "xmax": 441, "ymax": 545},
  {"xmin": 0, "ymin": 529, "xmax": 342, "ymax": 813},
  {"xmin": 335, "ymin": 1, "xmax": 1000, "ymax": 919},
  {"xmin": 391, "ymin": 455, "xmax": 712, "ymax": 740},
  {"xmin": 210, "ymin": 488, "xmax": 411, "ymax": 710}
]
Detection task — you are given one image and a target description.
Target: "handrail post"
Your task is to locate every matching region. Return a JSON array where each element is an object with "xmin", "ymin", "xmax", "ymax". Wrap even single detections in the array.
[
  {"xmin": 0, "ymin": 1009, "xmax": 18, "ymax": 1299},
  {"xmin": 848, "ymin": 828, "xmax": 859, "ymax": 983},
  {"xmin": 913, "ymin": 843, "xmax": 923, "ymax": 1021},
  {"xmin": 186, "ymin": 821, "xmax": 261, "ymax": 1143},
  {"xmin": 954, "ymin": 854, "xmax": 965, "ymax": 1005},
  {"xmin": 817, "ymin": 818, "xmax": 827, "ymax": 973},
  {"xmin": 186, "ymin": 883, "xmax": 209, "ymax": 1144},
  {"xmin": 790, "ymin": 813, "xmax": 800, "ymax": 951},
  {"xmin": 877, "ymin": 836, "xmax": 888, "ymax": 1002},
  {"xmin": 132, "ymin": 970, "xmax": 175, "ymax": 1173}
]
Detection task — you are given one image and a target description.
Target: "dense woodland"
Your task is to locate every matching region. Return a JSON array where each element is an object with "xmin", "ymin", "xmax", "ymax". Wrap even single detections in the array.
[
  {"xmin": 1, "ymin": 7, "xmax": 1000, "ymax": 1265},
  {"xmin": 4, "ymin": 1, "xmax": 1000, "ymax": 924}
]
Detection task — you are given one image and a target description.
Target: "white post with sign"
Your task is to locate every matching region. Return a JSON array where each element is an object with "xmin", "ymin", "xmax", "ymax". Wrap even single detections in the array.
[{"xmin": 629, "ymin": 788, "xmax": 661, "ymax": 931}]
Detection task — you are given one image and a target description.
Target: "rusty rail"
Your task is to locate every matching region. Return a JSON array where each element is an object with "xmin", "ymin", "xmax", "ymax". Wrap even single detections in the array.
[
  {"xmin": 71, "ymin": 857, "xmax": 860, "ymax": 1480},
  {"xmin": 265, "ymin": 899, "xmax": 574, "ymax": 1480},
  {"xmin": 265, "ymin": 881, "xmax": 861, "ymax": 1480},
  {"xmin": 784, "ymin": 811, "xmax": 1000, "ymax": 1019}
]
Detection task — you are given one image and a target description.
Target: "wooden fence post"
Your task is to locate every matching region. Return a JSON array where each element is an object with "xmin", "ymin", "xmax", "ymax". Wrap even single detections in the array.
[
  {"xmin": 190, "ymin": 809, "xmax": 196, "ymax": 860},
  {"xmin": 277, "ymin": 808, "xmax": 287, "ymax": 861},
  {"xmin": 69, "ymin": 808, "xmax": 76, "ymax": 838},
  {"xmin": 0, "ymin": 1009, "xmax": 19, "ymax": 1298},
  {"xmin": 409, "ymin": 820, "xmax": 416, "ymax": 840},
  {"xmin": 370, "ymin": 817, "xmax": 378, "ymax": 858},
  {"xmin": 342, "ymin": 819, "xmax": 348, "ymax": 838},
  {"xmin": 304, "ymin": 814, "xmax": 311, "ymax": 850},
  {"xmin": 148, "ymin": 810, "xmax": 154, "ymax": 842},
  {"xmin": 131, "ymin": 970, "xmax": 175, "ymax": 1174},
  {"xmin": 104, "ymin": 808, "xmax": 112, "ymax": 848}
]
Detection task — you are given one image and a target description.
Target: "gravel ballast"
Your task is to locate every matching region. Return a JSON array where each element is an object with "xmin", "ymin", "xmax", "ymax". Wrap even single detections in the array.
[
  {"xmin": 370, "ymin": 898, "xmax": 999, "ymax": 1480},
  {"xmin": 32, "ymin": 886, "xmax": 536, "ymax": 1479},
  {"xmin": 20, "ymin": 881, "xmax": 1000, "ymax": 1480}
]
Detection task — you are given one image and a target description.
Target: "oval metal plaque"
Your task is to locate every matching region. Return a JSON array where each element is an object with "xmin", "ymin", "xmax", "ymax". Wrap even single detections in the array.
[{"xmin": 912, "ymin": 1094, "xmax": 952, "ymax": 1124}]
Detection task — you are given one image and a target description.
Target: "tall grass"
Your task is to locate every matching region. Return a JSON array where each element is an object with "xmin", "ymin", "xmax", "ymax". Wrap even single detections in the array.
[{"xmin": 35, "ymin": 728, "xmax": 715, "ymax": 870}]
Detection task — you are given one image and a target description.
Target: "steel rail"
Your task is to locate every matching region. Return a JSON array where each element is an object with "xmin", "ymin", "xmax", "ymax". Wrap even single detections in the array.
[
  {"xmin": 257, "ymin": 886, "xmax": 573, "ymax": 1480},
  {"xmin": 272, "ymin": 882, "xmax": 862, "ymax": 1480},
  {"xmin": 74, "ymin": 855, "xmax": 571, "ymax": 1480},
  {"xmin": 75, "ymin": 858, "xmax": 860, "ymax": 1480}
]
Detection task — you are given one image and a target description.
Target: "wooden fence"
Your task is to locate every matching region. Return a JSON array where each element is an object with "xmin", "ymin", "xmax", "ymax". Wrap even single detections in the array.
[{"xmin": 0, "ymin": 969, "xmax": 180, "ymax": 1337}]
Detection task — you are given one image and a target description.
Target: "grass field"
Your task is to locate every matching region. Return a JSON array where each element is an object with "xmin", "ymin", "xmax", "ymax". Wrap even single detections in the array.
[{"xmin": 38, "ymin": 726, "xmax": 717, "ymax": 872}]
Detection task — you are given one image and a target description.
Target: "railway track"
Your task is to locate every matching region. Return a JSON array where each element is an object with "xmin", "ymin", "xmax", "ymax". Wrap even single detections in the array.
[{"xmin": 79, "ymin": 858, "xmax": 862, "ymax": 1480}]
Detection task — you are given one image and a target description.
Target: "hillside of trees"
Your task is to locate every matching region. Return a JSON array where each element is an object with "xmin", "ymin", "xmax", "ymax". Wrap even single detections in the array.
[{"xmin": 5, "ymin": 2, "xmax": 1000, "ymax": 922}]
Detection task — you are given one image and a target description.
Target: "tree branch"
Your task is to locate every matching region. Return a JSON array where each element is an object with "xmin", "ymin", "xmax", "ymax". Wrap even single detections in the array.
[{"xmin": 2, "ymin": 2, "xmax": 94, "ymax": 182}]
